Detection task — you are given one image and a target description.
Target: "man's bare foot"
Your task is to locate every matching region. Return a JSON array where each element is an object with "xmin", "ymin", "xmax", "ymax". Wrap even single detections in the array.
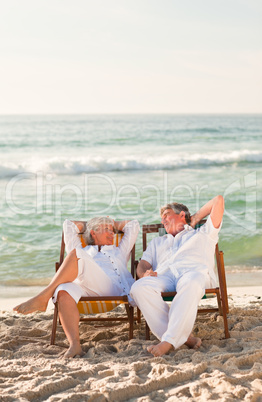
[
  {"xmin": 13, "ymin": 295, "xmax": 48, "ymax": 315},
  {"xmin": 185, "ymin": 334, "xmax": 202, "ymax": 349},
  {"xmin": 64, "ymin": 343, "xmax": 84, "ymax": 359},
  {"xmin": 147, "ymin": 341, "xmax": 173, "ymax": 357}
]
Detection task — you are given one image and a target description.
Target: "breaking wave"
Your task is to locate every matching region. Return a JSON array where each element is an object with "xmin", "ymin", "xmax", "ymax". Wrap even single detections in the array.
[{"xmin": 0, "ymin": 150, "xmax": 262, "ymax": 178}]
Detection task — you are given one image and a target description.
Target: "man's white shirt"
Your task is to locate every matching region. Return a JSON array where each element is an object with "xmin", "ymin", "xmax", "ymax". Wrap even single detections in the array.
[{"xmin": 141, "ymin": 216, "xmax": 221, "ymax": 288}]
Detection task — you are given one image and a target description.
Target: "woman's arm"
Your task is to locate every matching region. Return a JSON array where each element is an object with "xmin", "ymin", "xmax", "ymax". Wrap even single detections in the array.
[
  {"xmin": 72, "ymin": 221, "xmax": 86, "ymax": 233},
  {"xmin": 113, "ymin": 220, "xmax": 130, "ymax": 232},
  {"xmin": 117, "ymin": 220, "xmax": 140, "ymax": 262},
  {"xmin": 63, "ymin": 219, "xmax": 83, "ymax": 254}
]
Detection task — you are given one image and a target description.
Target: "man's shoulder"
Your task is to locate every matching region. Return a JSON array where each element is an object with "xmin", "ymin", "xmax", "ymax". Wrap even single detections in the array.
[{"xmin": 148, "ymin": 233, "xmax": 173, "ymax": 248}]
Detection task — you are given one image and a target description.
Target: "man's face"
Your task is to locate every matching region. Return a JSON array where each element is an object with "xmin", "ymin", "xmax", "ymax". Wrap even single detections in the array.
[
  {"xmin": 161, "ymin": 208, "xmax": 185, "ymax": 236},
  {"xmin": 91, "ymin": 224, "xmax": 114, "ymax": 246}
]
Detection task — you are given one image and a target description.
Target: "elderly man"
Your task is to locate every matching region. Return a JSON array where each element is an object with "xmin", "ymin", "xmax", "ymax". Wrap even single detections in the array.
[{"xmin": 130, "ymin": 195, "xmax": 224, "ymax": 357}]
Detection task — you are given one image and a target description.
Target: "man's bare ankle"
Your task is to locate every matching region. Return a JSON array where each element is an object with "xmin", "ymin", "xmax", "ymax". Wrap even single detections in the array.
[
  {"xmin": 185, "ymin": 335, "xmax": 201, "ymax": 349},
  {"xmin": 147, "ymin": 341, "xmax": 173, "ymax": 357}
]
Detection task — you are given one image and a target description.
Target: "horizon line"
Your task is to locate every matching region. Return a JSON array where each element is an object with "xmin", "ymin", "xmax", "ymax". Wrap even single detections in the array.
[{"xmin": 1, "ymin": 112, "xmax": 262, "ymax": 116}]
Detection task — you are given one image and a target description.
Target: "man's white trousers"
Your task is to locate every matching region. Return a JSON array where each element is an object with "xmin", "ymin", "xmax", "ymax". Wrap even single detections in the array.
[{"xmin": 130, "ymin": 270, "xmax": 207, "ymax": 349}]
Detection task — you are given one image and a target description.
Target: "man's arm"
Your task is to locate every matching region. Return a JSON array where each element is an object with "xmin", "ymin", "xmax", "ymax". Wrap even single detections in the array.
[
  {"xmin": 190, "ymin": 195, "xmax": 224, "ymax": 229},
  {"xmin": 137, "ymin": 259, "xmax": 157, "ymax": 279}
]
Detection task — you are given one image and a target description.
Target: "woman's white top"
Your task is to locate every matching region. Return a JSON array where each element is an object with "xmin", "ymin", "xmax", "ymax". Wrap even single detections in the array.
[{"xmin": 63, "ymin": 219, "xmax": 140, "ymax": 298}]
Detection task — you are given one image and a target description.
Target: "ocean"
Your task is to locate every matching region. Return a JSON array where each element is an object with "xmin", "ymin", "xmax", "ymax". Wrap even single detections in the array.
[{"xmin": 0, "ymin": 114, "xmax": 262, "ymax": 297}]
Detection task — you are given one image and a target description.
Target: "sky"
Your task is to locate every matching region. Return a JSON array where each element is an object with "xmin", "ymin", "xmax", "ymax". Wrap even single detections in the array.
[{"xmin": 0, "ymin": 0, "xmax": 261, "ymax": 114}]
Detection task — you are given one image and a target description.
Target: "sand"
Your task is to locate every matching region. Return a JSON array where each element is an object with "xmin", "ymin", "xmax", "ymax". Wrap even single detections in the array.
[{"xmin": 0, "ymin": 287, "xmax": 262, "ymax": 401}]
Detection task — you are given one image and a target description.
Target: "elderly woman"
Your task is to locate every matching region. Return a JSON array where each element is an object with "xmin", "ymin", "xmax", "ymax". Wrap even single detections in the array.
[{"xmin": 14, "ymin": 217, "xmax": 140, "ymax": 357}]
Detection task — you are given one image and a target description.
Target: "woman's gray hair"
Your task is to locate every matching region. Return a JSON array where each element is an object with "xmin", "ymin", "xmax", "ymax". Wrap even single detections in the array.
[
  {"xmin": 82, "ymin": 217, "xmax": 114, "ymax": 245},
  {"xmin": 160, "ymin": 202, "xmax": 191, "ymax": 224}
]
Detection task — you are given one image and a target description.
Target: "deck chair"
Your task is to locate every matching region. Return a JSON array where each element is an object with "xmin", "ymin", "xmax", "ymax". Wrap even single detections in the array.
[
  {"xmin": 50, "ymin": 222, "xmax": 138, "ymax": 345},
  {"xmin": 142, "ymin": 221, "xmax": 230, "ymax": 340}
]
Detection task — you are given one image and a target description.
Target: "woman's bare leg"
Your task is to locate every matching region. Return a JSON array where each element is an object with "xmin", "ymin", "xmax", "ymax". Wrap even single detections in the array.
[
  {"xmin": 57, "ymin": 290, "xmax": 84, "ymax": 358},
  {"xmin": 14, "ymin": 249, "xmax": 79, "ymax": 314}
]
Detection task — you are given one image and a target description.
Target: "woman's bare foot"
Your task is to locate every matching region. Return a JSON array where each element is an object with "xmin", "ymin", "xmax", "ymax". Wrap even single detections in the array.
[
  {"xmin": 147, "ymin": 341, "xmax": 173, "ymax": 357},
  {"xmin": 185, "ymin": 334, "xmax": 202, "ymax": 349},
  {"xmin": 13, "ymin": 295, "xmax": 48, "ymax": 315},
  {"xmin": 64, "ymin": 343, "xmax": 85, "ymax": 359}
]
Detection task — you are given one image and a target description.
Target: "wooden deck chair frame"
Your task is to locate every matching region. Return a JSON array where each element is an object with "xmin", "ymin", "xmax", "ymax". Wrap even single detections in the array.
[
  {"xmin": 50, "ymin": 222, "xmax": 138, "ymax": 345},
  {"xmin": 142, "ymin": 222, "xmax": 230, "ymax": 340}
]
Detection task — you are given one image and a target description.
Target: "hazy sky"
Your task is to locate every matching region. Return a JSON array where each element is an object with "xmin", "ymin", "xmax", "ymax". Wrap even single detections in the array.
[{"xmin": 0, "ymin": 0, "xmax": 261, "ymax": 114}]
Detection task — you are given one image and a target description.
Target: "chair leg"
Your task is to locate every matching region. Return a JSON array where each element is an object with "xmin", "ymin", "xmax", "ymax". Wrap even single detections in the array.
[
  {"xmin": 145, "ymin": 322, "xmax": 150, "ymax": 340},
  {"xmin": 219, "ymin": 289, "xmax": 230, "ymax": 339},
  {"xmin": 129, "ymin": 306, "xmax": 134, "ymax": 340},
  {"xmin": 216, "ymin": 249, "xmax": 230, "ymax": 338},
  {"xmin": 50, "ymin": 303, "xmax": 58, "ymax": 345},
  {"xmin": 216, "ymin": 292, "xmax": 223, "ymax": 315},
  {"xmin": 219, "ymin": 251, "xmax": 229, "ymax": 314},
  {"xmin": 125, "ymin": 304, "xmax": 134, "ymax": 340},
  {"xmin": 137, "ymin": 307, "xmax": 141, "ymax": 324},
  {"xmin": 221, "ymin": 300, "xmax": 230, "ymax": 338},
  {"xmin": 215, "ymin": 286, "xmax": 230, "ymax": 339},
  {"xmin": 220, "ymin": 286, "xmax": 230, "ymax": 339}
]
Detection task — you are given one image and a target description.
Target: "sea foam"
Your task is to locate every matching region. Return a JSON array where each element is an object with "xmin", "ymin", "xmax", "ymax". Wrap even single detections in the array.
[{"xmin": 0, "ymin": 149, "xmax": 261, "ymax": 178}]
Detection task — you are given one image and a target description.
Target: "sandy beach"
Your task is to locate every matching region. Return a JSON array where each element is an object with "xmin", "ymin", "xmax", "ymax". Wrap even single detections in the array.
[{"xmin": 0, "ymin": 286, "xmax": 261, "ymax": 401}]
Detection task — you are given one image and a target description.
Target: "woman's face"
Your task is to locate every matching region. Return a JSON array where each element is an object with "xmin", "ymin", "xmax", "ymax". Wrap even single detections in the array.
[{"xmin": 91, "ymin": 224, "xmax": 114, "ymax": 246}]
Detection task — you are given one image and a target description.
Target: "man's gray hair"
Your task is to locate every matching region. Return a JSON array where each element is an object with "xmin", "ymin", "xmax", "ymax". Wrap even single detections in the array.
[
  {"xmin": 82, "ymin": 217, "xmax": 114, "ymax": 245},
  {"xmin": 160, "ymin": 203, "xmax": 191, "ymax": 224}
]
